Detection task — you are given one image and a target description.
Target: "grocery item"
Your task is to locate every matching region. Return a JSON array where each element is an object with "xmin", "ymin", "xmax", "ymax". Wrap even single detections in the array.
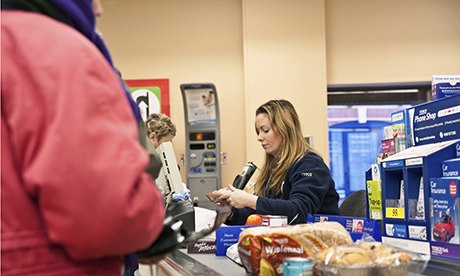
[
  {"xmin": 246, "ymin": 214, "xmax": 263, "ymax": 226},
  {"xmin": 314, "ymin": 242, "xmax": 430, "ymax": 276},
  {"xmin": 237, "ymin": 222, "xmax": 352, "ymax": 275},
  {"xmin": 262, "ymin": 215, "xmax": 288, "ymax": 227},
  {"xmin": 283, "ymin": 257, "xmax": 313, "ymax": 276}
]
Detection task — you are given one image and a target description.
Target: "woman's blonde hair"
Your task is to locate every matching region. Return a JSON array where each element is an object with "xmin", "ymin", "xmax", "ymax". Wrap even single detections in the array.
[
  {"xmin": 145, "ymin": 113, "xmax": 176, "ymax": 140},
  {"xmin": 254, "ymin": 99, "xmax": 318, "ymax": 196}
]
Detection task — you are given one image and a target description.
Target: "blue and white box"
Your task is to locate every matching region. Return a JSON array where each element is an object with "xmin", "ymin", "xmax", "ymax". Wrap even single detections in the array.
[
  {"xmin": 385, "ymin": 223, "xmax": 407, "ymax": 238},
  {"xmin": 307, "ymin": 214, "xmax": 381, "ymax": 241},
  {"xmin": 432, "ymin": 75, "xmax": 460, "ymax": 100},
  {"xmin": 442, "ymin": 158, "xmax": 460, "ymax": 177},
  {"xmin": 408, "ymin": 94, "xmax": 460, "ymax": 146},
  {"xmin": 215, "ymin": 225, "xmax": 253, "ymax": 256},
  {"xmin": 391, "ymin": 109, "xmax": 411, "ymax": 151},
  {"xmin": 456, "ymin": 141, "xmax": 460, "ymax": 157},
  {"xmin": 430, "ymin": 177, "xmax": 459, "ymax": 244}
]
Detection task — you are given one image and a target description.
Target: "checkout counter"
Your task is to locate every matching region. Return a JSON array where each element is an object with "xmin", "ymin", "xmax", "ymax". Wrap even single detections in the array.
[
  {"xmin": 138, "ymin": 248, "xmax": 460, "ymax": 276},
  {"xmin": 144, "ymin": 140, "xmax": 460, "ymax": 275}
]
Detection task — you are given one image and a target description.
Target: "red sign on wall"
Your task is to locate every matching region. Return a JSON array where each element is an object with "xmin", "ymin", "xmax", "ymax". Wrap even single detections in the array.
[{"xmin": 125, "ymin": 79, "xmax": 170, "ymax": 121}]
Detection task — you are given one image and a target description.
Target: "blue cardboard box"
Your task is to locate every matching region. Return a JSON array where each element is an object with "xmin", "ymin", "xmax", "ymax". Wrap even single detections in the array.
[
  {"xmin": 442, "ymin": 158, "xmax": 460, "ymax": 177},
  {"xmin": 391, "ymin": 109, "xmax": 411, "ymax": 151},
  {"xmin": 215, "ymin": 225, "xmax": 253, "ymax": 256},
  {"xmin": 385, "ymin": 223, "xmax": 407, "ymax": 238},
  {"xmin": 408, "ymin": 94, "xmax": 460, "ymax": 146},
  {"xmin": 307, "ymin": 214, "xmax": 382, "ymax": 242},
  {"xmin": 432, "ymin": 75, "xmax": 460, "ymax": 100},
  {"xmin": 430, "ymin": 177, "xmax": 460, "ymax": 244},
  {"xmin": 456, "ymin": 141, "xmax": 460, "ymax": 157}
]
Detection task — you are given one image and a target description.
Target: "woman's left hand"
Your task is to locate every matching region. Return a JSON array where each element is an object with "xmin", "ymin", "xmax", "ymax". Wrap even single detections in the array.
[{"xmin": 219, "ymin": 185, "xmax": 258, "ymax": 209}]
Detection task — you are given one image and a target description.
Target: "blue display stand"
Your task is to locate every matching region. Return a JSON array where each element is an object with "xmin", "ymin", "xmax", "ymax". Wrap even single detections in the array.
[
  {"xmin": 307, "ymin": 214, "xmax": 382, "ymax": 242},
  {"xmin": 379, "ymin": 140, "xmax": 460, "ymax": 259},
  {"xmin": 369, "ymin": 95, "xmax": 460, "ymax": 261},
  {"xmin": 381, "ymin": 140, "xmax": 458, "ymax": 240}
]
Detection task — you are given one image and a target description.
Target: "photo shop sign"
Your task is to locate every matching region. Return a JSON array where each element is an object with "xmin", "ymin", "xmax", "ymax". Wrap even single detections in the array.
[{"xmin": 125, "ymin": 79, "xmax": 170, "ymax": 121}]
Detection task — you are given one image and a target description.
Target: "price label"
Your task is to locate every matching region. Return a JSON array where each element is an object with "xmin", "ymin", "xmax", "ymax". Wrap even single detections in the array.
[{"xmin": 386, "ymin": 207, "xmax": 405, "ymax": 219}]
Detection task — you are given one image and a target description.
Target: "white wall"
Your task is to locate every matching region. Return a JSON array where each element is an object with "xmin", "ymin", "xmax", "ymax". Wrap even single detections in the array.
[
  {"xmin": 326, "ymin": 0, "xmax": 460, "ymax": 84},
  {"xmin": 242, "ymin": 0, "xmax": 328, "ymax": 167},
  {"xmin": 99, "ymin": 0, "xmax": 247, "ymax": 186}
]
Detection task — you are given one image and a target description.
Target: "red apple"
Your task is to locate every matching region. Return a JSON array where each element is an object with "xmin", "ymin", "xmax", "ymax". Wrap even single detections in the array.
[{"xmin": 245, "ymin": 214, "xmax": 263, "ymax": 225}]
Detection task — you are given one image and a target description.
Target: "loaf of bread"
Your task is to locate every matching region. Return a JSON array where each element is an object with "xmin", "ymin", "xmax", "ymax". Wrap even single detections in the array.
[
  {"xmin": 237, "ymin": 222, "xmax": 352, "ymax": 275},
  {"xmin": 315, "ymin": 242, "xmax": 422, "ymax": 276}
]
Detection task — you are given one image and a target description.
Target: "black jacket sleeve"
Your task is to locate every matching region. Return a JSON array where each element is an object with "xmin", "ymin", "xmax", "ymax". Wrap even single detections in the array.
[{"xmin": 227, "ymin": 207, "xmax": 256, "ymax": 225}]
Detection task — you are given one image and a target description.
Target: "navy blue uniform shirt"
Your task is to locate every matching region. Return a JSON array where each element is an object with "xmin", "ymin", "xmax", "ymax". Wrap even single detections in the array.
[{"xmin": 228, "ymin": 152, "xmax": 339, "ymax": 225}]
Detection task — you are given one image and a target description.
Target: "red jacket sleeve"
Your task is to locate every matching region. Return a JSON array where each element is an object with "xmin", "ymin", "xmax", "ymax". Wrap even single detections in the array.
[{"xmin": 3, "ymin": 18, "xmax": 165, "ymax": 260}]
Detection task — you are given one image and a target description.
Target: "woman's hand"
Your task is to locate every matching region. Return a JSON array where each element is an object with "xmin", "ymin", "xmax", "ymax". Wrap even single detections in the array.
[
  {"xmin": 206, "ymin": 188, "xmax": 231, "ymax": 203},
  {"xmin": 219, "ymin": 185, "xmax": 258, "ymax": 209}
]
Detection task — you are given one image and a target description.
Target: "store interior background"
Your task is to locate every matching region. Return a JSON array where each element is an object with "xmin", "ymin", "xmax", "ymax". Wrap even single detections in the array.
[{"xmin": 98, "ymin": 0, "xmax": 460, "ymax": 199}]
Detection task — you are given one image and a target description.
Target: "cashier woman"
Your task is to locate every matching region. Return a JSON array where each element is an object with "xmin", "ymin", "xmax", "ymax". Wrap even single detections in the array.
[{"xmin": 215, "ymin": 99, "xmax": 339, "ymax": 225}]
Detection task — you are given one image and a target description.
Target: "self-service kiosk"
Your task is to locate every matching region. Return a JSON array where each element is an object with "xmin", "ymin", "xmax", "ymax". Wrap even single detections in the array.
[{"xmin": 181, "ymin": 83, "xmax": 221, "ymax": 209}]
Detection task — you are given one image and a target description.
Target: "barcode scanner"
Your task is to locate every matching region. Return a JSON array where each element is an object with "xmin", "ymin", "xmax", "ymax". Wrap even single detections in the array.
[{"xmin": 232, "ymin": 162, "xmax": 257, "ymax": 190}]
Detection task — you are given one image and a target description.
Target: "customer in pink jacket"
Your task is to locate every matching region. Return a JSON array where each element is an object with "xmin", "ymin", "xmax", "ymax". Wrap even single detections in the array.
[{"xmin": 1, "ymin": 0, "xmax": 165, "ymax": 275}]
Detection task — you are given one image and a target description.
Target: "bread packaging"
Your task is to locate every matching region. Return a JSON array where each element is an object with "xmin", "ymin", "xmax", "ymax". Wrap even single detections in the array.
[
  {"xmin": 314, "ymin": 241, "xmax": 430, "ymax": 276},
  {"xmin": 237, "ymin": 221, "xmax": 352, "ymax": 275}
]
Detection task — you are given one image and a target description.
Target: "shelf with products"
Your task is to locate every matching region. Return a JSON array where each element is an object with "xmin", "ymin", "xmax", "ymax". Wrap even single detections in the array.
[
  {"xmin": 406, "ymin": 166, "xmax": 425, "ymax": 222},
  {"xmin": 382, "ymin": 141, "xmax": 457, "ymax": 237},
  {"xmin": 382, "ymin": 163, "xmax": 405, "ymax": 222},
  {"xmin": 368, "ymin": 94, "xmax": 460, "ymax": 261},
  {"xmin": 380, "ymin": 140, "xmax": 459, "ymax": 260}
]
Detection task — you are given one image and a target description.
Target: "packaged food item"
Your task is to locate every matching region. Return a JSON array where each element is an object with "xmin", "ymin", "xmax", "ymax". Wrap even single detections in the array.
[
  {"xmin": 314, "ymin": 242, "xmax": 430, "ymax": 276},
  {"xmin": 262, "ymin": 215, "xmax": 288, "ymax": 227},
  {"xmin": 237, "ymin": 222, "xmax": 352, "ymax": 275},
  {"xmin": 283, "ymin": 257, "xmax": 313, "ymax": 276}
]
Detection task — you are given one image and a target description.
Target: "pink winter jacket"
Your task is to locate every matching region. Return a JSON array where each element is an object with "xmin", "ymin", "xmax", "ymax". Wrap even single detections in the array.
[{"xmin": 1, "ymin": 11, "xmax": 164, "ymax": 275}]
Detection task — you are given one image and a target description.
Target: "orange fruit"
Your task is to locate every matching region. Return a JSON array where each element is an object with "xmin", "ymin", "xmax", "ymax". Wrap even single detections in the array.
[{"xmin": 245, "ymin": 214, "xmax": 263, "ymax": 225}]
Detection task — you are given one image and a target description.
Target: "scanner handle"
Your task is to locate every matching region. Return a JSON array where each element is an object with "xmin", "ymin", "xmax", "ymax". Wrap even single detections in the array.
[{"xmin": 232, "ymin": 162, "xmax": 257, "ymax": 190}]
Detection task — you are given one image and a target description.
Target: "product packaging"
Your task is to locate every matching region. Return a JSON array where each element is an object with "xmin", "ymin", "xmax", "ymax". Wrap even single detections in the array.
[
  {"xmin": 432, "ymin": 75, "xmax": 460, "ymax": 100},
  {"xmin": 408, "ymin": 225, "xmax": 428, "ymax": 241},
  {"xmin": 314, "ymin": 241, "xmax": 430, "ymax": 275},
  {"xmin": 367, "ymin": 179, "xmax": 383, "ymax": 220},
  {"xmin": 187, "ymin": 238, "xmax": 216, "ymax": 254},
  {"xmin": 391, "ymin": 110, "xmax": 411, "ymax": 152},
  {"xmin": 215, "ymin": 225, "xmax": 253, "ymax": 256},
  {"xmin": 237, "ymin": 222, "xmax": 352, "ymax": 275},
  {"xmin": 430, "ymin": 177, "xmax": 459, "ymax": 244},
  {"xmin": 408, "ymin": 94, "xmax": 460, "ymax": 146},
  {"xmin": 307, "ymin": 214, "xmax": 382, "ymax": 242},
  {"xmin": 409, "ymin": 177, "xmax": 425, "ymax": 221},
  {"xmin": 385, "ymin": 223, "xmax": 407, "ymax": 238},
  {"xmin": 442, "ymin": 158, "xmax": 460, "ymax": 177}
]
